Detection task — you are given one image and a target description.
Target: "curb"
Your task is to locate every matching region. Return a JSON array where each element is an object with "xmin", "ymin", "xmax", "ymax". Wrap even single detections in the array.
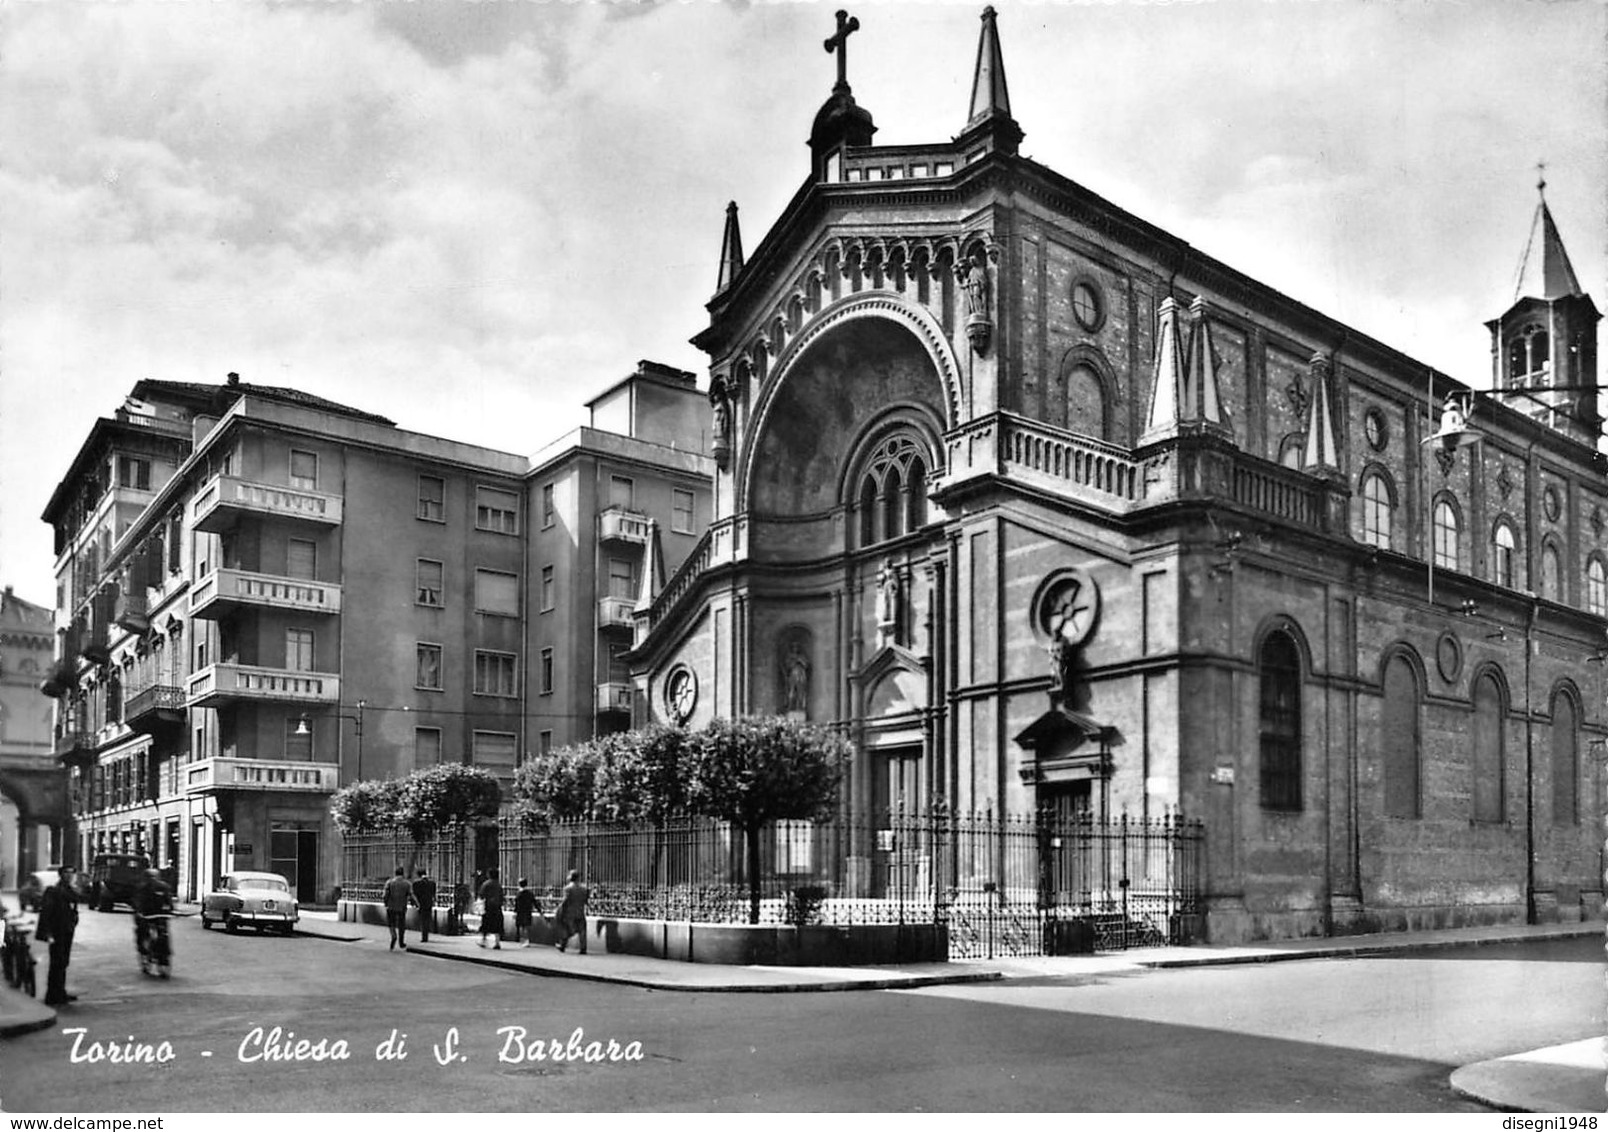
[
  {"xmin": 1133, "ymin": 925, "xmax": 1601, "ymax": 969},
  {"xmin": 0, "ymin": 1003, "xmax": 56, "ymax": 1040}
]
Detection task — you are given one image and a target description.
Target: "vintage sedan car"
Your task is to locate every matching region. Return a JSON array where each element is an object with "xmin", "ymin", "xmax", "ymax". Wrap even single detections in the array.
[{"xmin": 199, "ymin": 872, "xmax": 299, "ymax": 934}]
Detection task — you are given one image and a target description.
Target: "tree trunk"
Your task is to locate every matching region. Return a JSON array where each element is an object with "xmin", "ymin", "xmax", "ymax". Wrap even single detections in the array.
[{"xmin": 746, "ymin": 823, "xmax": 762, "ymax": 925}]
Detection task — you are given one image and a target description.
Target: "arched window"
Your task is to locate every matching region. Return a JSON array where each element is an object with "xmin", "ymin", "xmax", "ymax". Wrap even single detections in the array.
[
  {"xmin": 1492, "ymin": 522, "xmax": 1517, "ymax": 588},
  {"xmin": 1551, "ymin": 690, "xmax": 1577, "ymax": 825},
  {"xmin": 1361, "ymin": 472, "xmax": 1393, "ymax": 550},
  {"xmin": 1507, "ymin": 326, "xmax": 1551, "ymax": 388},
  {"xmin": 1258, "ymin": 630, "xmax": 1303, "ymax": 812},
  {"xmin": 1472, "ymin": 672, "xmax": 1506, "ymax": 822},
  {"xmin": 1382, "ymin": 654, "xmax": 1420, "ymax": 818},
  {"xmin": 852, "ymin": 431, "xmax": 933, "ymax": 549},
  {"xmin": 1065, "ymin": 365, "xmax": 1106, "ymax": 440},
  {"xmin": 1588, "ymin": 557, "xmax": 1608, "ymax": 617},
  {"xmin": 1540, "ymin": 542, "xmax": 1562, "ymax": 601},
  {"xmin": 1433, "ymin": 498, "xmax": 1459, "ymax": 569}
]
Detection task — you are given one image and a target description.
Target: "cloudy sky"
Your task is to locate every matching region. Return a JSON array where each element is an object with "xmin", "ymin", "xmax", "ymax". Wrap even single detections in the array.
[{"xmin": 2, "ymin": 0, "xmax": 1604, "ymax": 608}]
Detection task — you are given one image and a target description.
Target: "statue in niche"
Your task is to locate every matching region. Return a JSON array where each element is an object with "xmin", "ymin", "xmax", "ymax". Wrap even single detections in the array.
[
  {"xmin": 875, "ymin": 560, "xmax": 901, "ymax": 648},
  {"xmin": 957, "ymin": 252, "xmax": 989, "ymax": 320},
  {"xmin": 781, "ymin": 639, "xmax": 810, "ymax": 716},
  {"xmin": 708, "ymin": 375, "xmax": 734, "ymax": 469}
]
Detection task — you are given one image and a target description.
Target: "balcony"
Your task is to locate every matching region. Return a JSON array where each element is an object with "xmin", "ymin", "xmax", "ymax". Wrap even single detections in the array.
[
  {"xmin": 597, "ymin": 596, "xmax": 637, "ymax": 631},
  {"xmin": 191, "ymin": 473, "xmax": 343, "ymax": 533},
  {"xmin": 595, "ymin": 681, "xmax": 633, "ymax": 715},
  {"xmin": 184, "ymin": 756, "xmax": 339, "ymax": 796},
  {"xmin": 598, "ymin": 506, "xmax": 651, "ymax": 545},
  {"xmin": 190, "ymin": 568, "xmax": 343, "ymax": 621},
  {"xmin": 124, "ymin": 684, "xmax": 186, "ymax": 734},
  {"xmin": 114, "ymin": 591, "xmax": 150, "ymax": 634},
  {"xmin": 54, "ymin": 726, "xmax": 91, "ymax": 765},
  {"xmin": 186, "ymin": 664, "xmax": 340, "ymax": 709}
]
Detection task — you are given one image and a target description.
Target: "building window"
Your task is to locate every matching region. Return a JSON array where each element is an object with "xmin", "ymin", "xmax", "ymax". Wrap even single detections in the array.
[
  {"xmin": 1071, "ymin": 279, "xmax": 1105, "ymax": 332},
  {"xmin": 1381, "ymin": 654, "xmax": 1420, "ymax": 818},
  {"xmin": 417, "ymin": 475, "xmax": 445, "ymax": 523},
  {"xmin": 285, "ymin": 628, "xmax": 314, "ymax": 672},
  {"xmin": 672, "ymin": 489, "xmax": 695, "ymax": 534},
  {"xmin": 475, "ymin": 485, "xmax": 519, "ymax": 534},
  {"xmin": 539, "ymin": 730, "xmax": 553, "ymax": 755},
  {"xmin": 853, "ymin": 431, "xmax": 930, "ymax": 548},
  {"xmin": 416, "ymin": 644, "xmax": 443, "ymax": 691},
  {"xmin": 1472, "ymin": 672, "xmax": 1506, "ymax": 822},
  {"xmin": 1258, "ymin": 629, "xmax": 1303, "ymax": 812},
  {"xmin": 1493, "ymin": 522, "xmax": 1517, "ymax": 588},
  {"xmin": 416, "ymin": 559, "xmax": 444, "ymax": 607},
  {"xmin": 1540, "ymin": 542, "xmax": 1561, "ymax": 601},
  {"xmin": 415, "ymin": 727, "xmax": 442, "ymax": 765},
  {"xmin": 540, "ymin": 647, "xmax": 554, "ymax": 695},
  {"xmin": 475, "ymin": 568, "xmax": 519, "ymax": 616},
  {"xmin": 117, "ymin": 456, "xmax": 151, "ymax": 490},
  {"xmin": 1551, "ymin": 690, "xmax": 1577, "ymax": 825},
  {"xmin": 541, "ymin": 483, "xmax": 555, "ymax": 529},
  {"xmin": 289, "ymin": 450, "xmax": 318, "ymax": 491},
  {"xmin": 471, "ymin": 731, "xmax": 518, "ymax": 780},
  {"xmin": 541, "ymin": 565, "xmax": 555, "ymax": 612},
  {"xmin": 473, "ymin": 650, "xmax": 517, "ymax": 697},
  {"xmin": 286, "ymin": 538, "xmax": 317, "ymax": 581},
  {"xmin": 1506, "ymin": 325, "xmax": 1551, "ymax": 387},
  {"xmin": 1432, "ymin": 498, "xmax": 1459, "ymax": 569},
  {"xmin": 607, "ymin": 558, "xmax": 635, "ymax": 601},
  {"xmin": 1588, "ymin": 557, "xmax": 1607, "ymax": 616},
  {"xmin": 1361, "ymin": 473, "xmax": 1393, "ymax": 550},
  {"xmin": 609, "ymin": 475, "xmax": 635, "ymax": 511},
  {"xmin": 284, "ymin": 717, "xmax": 312, "ymax": 761}
]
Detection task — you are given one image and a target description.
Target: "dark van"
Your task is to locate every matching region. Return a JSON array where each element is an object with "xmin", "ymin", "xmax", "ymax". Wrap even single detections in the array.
[{"xmin": 88, "ymin": 853, "xmax": 151, "ymax": 912}]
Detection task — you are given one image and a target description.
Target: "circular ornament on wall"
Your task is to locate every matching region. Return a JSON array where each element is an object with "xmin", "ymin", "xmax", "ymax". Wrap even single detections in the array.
[
  {"xmin": 1363, "ymin": 407, "xmax": 1388, "ymax": 452},
  {"xmin": 1070, "ymin": 278, "xmax": 1105, "ymax": 333},
  {"xmin": 1033, "ymin": 566, "xmax": 1102, "ymax": 648},
  {"xmin": 664, "ymin": 665, "xmax": 698, "ymax": 725},
  {"xmin": 1435, "ymin": 631, "xmax": 1463, "ymax": 684},
  {"xmin": 1543, "ymin": 485, "xmax": 1561, "ymax": 523}
]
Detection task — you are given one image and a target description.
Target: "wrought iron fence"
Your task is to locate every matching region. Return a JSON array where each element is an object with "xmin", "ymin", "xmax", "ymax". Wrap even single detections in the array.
[{"xmin": 338, "ymin": 810, "xmax": 1204, "ymax": 956}]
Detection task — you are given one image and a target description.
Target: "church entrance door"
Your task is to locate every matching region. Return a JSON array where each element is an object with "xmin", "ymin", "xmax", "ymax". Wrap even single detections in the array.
[{"xmin": 870, "ymin": 746, "xmax": 924, "ymax": 900}]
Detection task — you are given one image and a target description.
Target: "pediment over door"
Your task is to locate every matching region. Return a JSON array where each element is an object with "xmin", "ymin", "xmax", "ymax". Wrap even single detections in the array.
[{"xmin": 858, "ymin": 644, "xmax": 928, "ymax": 720}]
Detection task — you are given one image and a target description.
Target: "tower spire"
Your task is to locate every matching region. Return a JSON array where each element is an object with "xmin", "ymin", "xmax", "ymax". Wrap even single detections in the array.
[
  {"xmin": 715, "ymin": 201, "xmax": 745, "ymax": 295},
  {"xmin": 1513, "ymin": 185, "xmax": 1583, "ymax": 302},
  {"xmin": 959, "ymin": 6, "xmax": 1023, "ymax": 155}
]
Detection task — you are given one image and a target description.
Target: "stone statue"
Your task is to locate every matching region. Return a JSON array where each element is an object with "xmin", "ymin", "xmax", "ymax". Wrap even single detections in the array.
[
  {"xmin": 709, "ymin": 375, "xmax": 733, "ymax": 468},
  {"xmin": 958, "ymin": 252, "xmax": 989, "ymax": 320},
  {"xmin": 1047, "ymin": 624, "xmax": 1075, "ymax": 699},
  {"xmin": 875, "ymin": 560, "xmax": 900, "ymax": 647},
  {"xmin": 782, "ymin": 640, "xmax": 809, "ymax": 715}
]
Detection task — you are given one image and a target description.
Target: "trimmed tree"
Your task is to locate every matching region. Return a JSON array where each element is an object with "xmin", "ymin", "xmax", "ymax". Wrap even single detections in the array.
[
  {"xmin": 394, "ymin": 763, "xmax": 502, "ymax": 841},
  {"xmin": 511, "ymin": 738, "xmax": 608, "ymax": 828},
  {"xmin": 329, "ymin": 778, "xmax": 403, "ymax": 835},
  {"xmin": 684, "ymin": 716, "xmax": 847, "ymax": 924}
]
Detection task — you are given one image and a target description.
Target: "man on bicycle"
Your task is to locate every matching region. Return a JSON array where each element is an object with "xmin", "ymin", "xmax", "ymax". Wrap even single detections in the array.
[{"xmin": 133, "ymin": 868, "xmax": 173, "ymax": 968}]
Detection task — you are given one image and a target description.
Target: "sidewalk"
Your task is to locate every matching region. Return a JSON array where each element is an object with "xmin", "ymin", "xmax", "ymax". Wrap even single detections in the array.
[{"xmin": 1450, "ymin": 1040, "xmax": 1606, "ymax": 1114}]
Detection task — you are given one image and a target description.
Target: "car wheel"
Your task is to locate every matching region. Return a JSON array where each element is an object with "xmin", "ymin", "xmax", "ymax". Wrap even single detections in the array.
[
  {"xmin": 200, "ymin": 910, "xmax": 212, "ymax": 930},
  {"xmin": 225, "ymin": 916, "xmax": 239, "ymax": 934}
]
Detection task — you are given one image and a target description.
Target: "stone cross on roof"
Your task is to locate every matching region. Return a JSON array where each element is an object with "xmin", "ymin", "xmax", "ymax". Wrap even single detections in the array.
[{"xmin": 824, "ymin": 10, "xmax": 859, "ymax": 92}]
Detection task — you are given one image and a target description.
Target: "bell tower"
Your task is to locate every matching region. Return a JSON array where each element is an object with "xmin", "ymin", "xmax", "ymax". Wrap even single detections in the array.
[{"xmin": 1485, "ymin": 170, "xmax": 1601, "ymax": 443}]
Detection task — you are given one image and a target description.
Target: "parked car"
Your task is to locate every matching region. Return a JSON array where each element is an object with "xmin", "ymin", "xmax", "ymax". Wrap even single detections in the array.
[
  {"xmin": 88, "ymin": 853, "xmax": 151, "ymax": 912},
  {"xmin": 199, "ymin": 872, "xmax": 299, "ymax": 934}
]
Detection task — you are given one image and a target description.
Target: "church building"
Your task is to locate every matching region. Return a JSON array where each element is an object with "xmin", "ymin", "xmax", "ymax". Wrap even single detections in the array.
[{"xmin": 629, "ymin": 8, "xmax": 1607, "ymax": 942}]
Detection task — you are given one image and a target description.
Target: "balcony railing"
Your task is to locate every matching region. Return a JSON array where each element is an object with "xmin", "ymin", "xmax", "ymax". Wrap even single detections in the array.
[
  {"xmin": 114, "ymin": 591, "xmax": 150, "ymax": 634},
  {"xmin": 184, "ymin": 756, "xmax": 340, "ymax": 795},
  {"xmin": 191, "ymin": 473, "xmax": 343, "ymax": 533},
  {"xmin": 597, "ymin": 596, "xmax": 636, "ymax": 630},
  {"xmin": 598, "ymin": 507, "xmax": 651, "ymax": 545},
  {"xmin": 186, "ymin": 664, "xmax": 340, "ymax": 709},
  {"xmin": 189, "ymin": 568, "xmax": 343, "ymax": 621},
  {"xmin": 123, "ymin": 684, "xmax": 186, "ymax": 733},
  {"xmin": 594, "ymin": 681, "xmax": 632, "ymax": 714}
]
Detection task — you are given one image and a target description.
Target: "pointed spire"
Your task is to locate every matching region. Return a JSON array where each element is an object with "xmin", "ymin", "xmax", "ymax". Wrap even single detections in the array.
[
  {"xmin": 1141, "ymin": 296, "xmax": 1188, "ymax": 442},
  {"xmin": 634, "ymin": 518, "xmax": 665, "ymax": 613},
  {"xmin": 1302, "ymin": 353, "xmax": 1340, "ymax": 472},
  {"xmin": 1514, "ymin": 194, "xmax": 1583, "ymax": 302},
  {"xmin": 967, "ymin": 6, "xmax": 1012, "ymax": 126},
  {"xmin": 715, "ymin": 201, "xmax": 744, "ymax": 294},
  {"xmin": 1186, "ymin": 297, "xmax": 1233, "ymax": 437}
]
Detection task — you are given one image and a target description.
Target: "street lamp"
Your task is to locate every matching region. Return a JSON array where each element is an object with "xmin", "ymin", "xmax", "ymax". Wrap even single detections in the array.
[{"xmin": 296, "ymin": 699, "xmax": 366, "ymax": 783}]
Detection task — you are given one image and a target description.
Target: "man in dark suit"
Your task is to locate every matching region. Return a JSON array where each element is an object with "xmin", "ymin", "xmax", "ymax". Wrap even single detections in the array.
[
  {"xmin": 412, "ymin": 869, "xmax": 438, "ymax": 943},
  {"xmin": 38, "ymin": 866, "xmax": 80, "ymax": 1006}
]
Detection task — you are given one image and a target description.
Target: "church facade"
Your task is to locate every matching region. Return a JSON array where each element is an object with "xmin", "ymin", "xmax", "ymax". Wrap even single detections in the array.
[{"xmin": 629, "ymin": 8, "xmax": 1607, "ymax": 942}]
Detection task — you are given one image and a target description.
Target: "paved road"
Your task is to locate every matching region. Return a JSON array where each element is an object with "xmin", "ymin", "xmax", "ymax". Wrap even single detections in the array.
[{"xmin": 1, "ymin": 911, "xmax": 1596, "ymax": 1112}]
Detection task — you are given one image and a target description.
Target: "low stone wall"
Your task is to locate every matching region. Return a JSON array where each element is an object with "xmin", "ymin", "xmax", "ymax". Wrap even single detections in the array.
[{"xmin": 337, "ymin": 900, "xmax": 946, "ymax": 965}]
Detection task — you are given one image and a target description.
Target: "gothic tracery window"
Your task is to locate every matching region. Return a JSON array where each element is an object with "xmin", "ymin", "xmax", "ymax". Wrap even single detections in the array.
[{"xmin": 853, "ymin": 431, "xmax": 931, "ymax": 547}]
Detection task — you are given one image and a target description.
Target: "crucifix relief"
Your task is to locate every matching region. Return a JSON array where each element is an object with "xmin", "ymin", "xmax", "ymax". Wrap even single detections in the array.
[{"xmin": 824, "ymin": 10, "xmax": 859, "ymax": 91}]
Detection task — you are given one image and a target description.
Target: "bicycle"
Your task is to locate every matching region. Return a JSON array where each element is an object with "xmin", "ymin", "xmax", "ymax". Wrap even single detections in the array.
[
  {"xmin": 2, "ymin": 914, "xmax": 38, "ymax": 997},
  {"xmin": 135, "ymin": 913, "xmax": 173, "ymax": 979}
]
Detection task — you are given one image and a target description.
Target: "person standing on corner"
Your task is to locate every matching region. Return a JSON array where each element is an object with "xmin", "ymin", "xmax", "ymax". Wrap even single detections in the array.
[
  {"xmin": 477, "ymin": 867, "xmax": 504, "ymax": 950},
  {"xmin": 555, "ymin": 869, "xmax": 590, "ymax": 955},
  {"xmin": 412, "ymin": 869, "xmax": 437, "ymax": 943},
  {"xmin": 37, "ymin": 865, "xmax": 80, "ymax": 1005},
  {"xmin": 513, "ymin": 877, "xmax": 538, "ymax": 947},
  {"xmin": 383, "ymin": 867, "xmax": 413, "ymax": 951}
]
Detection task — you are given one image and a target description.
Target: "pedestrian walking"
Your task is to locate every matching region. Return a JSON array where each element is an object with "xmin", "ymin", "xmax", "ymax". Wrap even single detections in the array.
[
  {"xmin": 383, "ymin": 867, "xmax": 412, "ymax": 951},
  {"xmin": 513, "ymin": 878, "xmax": 539, "ymax": 947},
  {"xmin": 477, "ymin": 867, "xmax": 504, "ymax": 950},
  {"xmin": 555, "ymin": 869, "xmax": 590, "ymax": 955},
  {"xmin": 37, "ymin": 865, "xmax": 79, "ymax": 1005},
  {"xmin": 412, "ymin": 869, "xmax": 438, "ymax": 943}
]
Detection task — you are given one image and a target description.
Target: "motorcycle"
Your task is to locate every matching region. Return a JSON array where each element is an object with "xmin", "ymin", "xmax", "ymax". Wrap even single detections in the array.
[{"xmin": 135, "ymin": 913, "xmax": 172, "ymax": 978}]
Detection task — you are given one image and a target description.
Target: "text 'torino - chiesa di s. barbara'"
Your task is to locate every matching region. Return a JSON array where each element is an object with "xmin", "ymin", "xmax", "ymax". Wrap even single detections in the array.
[{"xmin": 627, "ymin": 7, "xmax": 1606, "ymax": 943}]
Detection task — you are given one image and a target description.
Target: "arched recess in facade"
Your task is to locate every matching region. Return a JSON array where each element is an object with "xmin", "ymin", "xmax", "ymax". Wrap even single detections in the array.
[{"xmin": 738, "ymin": 293, "xmax": 962, "ymax": 517}]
